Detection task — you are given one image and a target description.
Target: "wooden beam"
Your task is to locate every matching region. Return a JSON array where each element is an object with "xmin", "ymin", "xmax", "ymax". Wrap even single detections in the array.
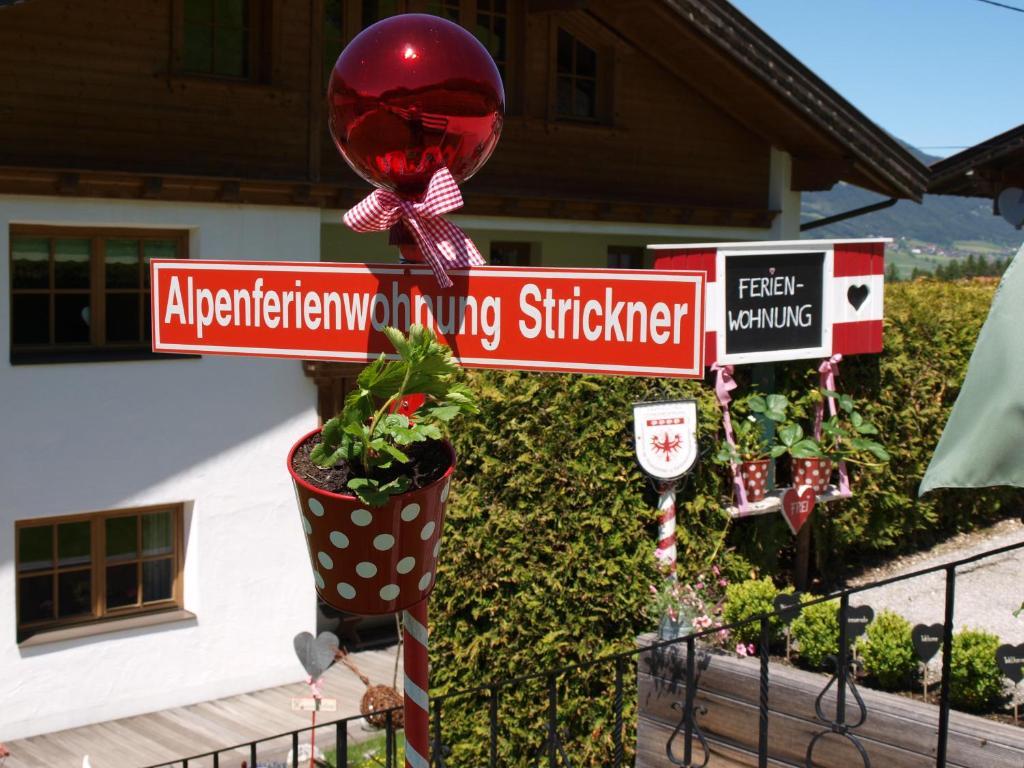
[{"xmin": 527, "ymin": 0, "xmax": 588, "ymax": 11}]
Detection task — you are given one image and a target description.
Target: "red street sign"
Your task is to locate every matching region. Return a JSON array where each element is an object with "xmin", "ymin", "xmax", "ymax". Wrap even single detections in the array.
[{"xmin": 151, "ymin": 261, "xmax": 705, "ymax": 378}]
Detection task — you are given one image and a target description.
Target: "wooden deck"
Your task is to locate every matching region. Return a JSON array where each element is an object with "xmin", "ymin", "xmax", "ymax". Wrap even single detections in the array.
[{"xmin": 4, "ymin": 644, "xmax": 403, "ymax": 768}]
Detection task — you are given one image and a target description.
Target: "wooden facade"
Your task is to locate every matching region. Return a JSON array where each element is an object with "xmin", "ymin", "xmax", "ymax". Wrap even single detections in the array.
[{"xmin": 0, "ymin": 0, "xmax": 928, "ymax": 225}]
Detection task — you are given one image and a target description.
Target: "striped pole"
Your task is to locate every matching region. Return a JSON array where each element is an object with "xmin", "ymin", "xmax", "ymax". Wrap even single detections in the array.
[
  {"xmin": 402, "ymin": 598, "xmax": 430, "ymax": 768},
  {"xmin": 656, "ymin": 481, "xmax": 678, "ymax": 577}
]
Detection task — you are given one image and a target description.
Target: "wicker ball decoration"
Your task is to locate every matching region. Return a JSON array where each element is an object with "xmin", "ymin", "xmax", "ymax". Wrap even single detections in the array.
[{"xmin": 361, "ymin": 684, "xmax": 405, "ymax": 729}]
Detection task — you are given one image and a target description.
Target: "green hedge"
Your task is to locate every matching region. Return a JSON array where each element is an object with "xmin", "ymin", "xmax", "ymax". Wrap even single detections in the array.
[{"xmin": 430, "ymin": 279, "xmax": 1021, "ymax": 766}]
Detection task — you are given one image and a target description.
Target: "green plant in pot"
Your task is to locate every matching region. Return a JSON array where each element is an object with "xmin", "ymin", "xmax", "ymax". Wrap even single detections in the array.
[
  {"xmin": 287, "ymin": 325, "xmax": 477, "ymax": 615},
  {"xmin": 817, "ymin": 388, "xmax": 890, "ymax": 468},
  {"xmin": 713, "ymin": 394, "xmax": 789, "ymax": 502}
]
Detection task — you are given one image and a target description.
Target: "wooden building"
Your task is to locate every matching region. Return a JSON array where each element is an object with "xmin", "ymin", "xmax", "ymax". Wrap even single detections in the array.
[
  {"xmin": 929, "ymin": 123, "xmax": 1024, "ymax": 199},
  {"xmin": 0, "ymin": 0, "xmax": 927, "ymax": 742}
]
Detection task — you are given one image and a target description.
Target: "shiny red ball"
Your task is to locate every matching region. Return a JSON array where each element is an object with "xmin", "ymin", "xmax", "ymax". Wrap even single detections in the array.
[{"xmin": 328, "ymin": 14, "xmax": 505, "ymax": 198}]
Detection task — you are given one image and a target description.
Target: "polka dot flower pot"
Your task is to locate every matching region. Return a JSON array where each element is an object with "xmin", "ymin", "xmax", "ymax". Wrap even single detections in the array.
[
  {"xmin": 288, "ymin": 428, "xmax": 455, "ymax": 616},
  {"xmin": 792, "ymin": 457, "xmax": 833, "ymax": 494},
  {"xmin": 738, "ymin": 459, "xmax": 770, "ymax": 502}
]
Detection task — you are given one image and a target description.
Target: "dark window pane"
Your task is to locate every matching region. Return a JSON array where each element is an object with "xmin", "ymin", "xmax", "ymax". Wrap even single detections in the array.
[
  {"xmin": 216, "ymin": 0, "xmax": 246, "ymax": 27},
  {"xmin": 53, "ymin": 238, "xmax": 90, "ymax": 289},
  {"xmin": 490, "ymin": 242, "xmax": 531, "ymax": 266},
  {"xmin": 143, "ymin": 512, "xmax": 173, "ymax": 556},
  {"xmin": 362, "ymin": 0, "xmax": 399, "ymax": 27},
  {"xmin": 106, "ymin": 516, "xmax": 138, "ymax": 561},
  {"xmin": 214, "ymin": 27, "xmax": 247, "ymax": 77},
  {"xmin": 106, "ymin": 239, "xmax": 139, "ymax": 289},
  {"xmin": 54, "ymin": 294, "xmax": 90, "ymax": 344},
  {"xmin": 58, "ymin": 570, "xmax": 92, "ymax": 618},
  {"xmin": 184, "ymin": 0, "xmax": 213, "ymax": 23},
  {"xmin": 324, "ymin": 40, "xmax": 344, "ymax": 83},
  {"xmin": 575, "ymin": 78, "xmax": 595, "ymax": 118},
  {"xmin": 142, "ymin": 240, "xmax": 179, "ymax": 289},
  {"xmin": 474, "ymin": 22, "xmax": 494, "ymax": 56},
  {"xmin": 18, "ymin": 526, "xmax": 53, "ymax": 572},
  {"xmin": 143, "ymin": 559, "xmax": 173, "ymax": 603},
  {"xmin": 12, "ymin": 295, "xmax": 50, "ymax": 346},
  {"xmin": 18, "ymin": 575, "xmax": 54, "ymax": 624},
  {"xmin": 106, "ymin": 563, "xmax": 139, "ymax": 608},
  {"xmin": 557, "ymin": 29, "xmax": 573, "ymax": 74},
  {"xmin": 143, "ymin": 298, "xmax": 152, "ymax": 342},
  {"xmin": 494, "ymin": 0, "xmax": 506, "ymax": 11},
  {"xmin": 556, "ymin": 76, "xmax": 572, "ymax": 116},
  {"xmin": 106, "ymin": 293, "xmax": 141, "ymax": 343},
  {"xmin": 11, "ymin": 237, "xmax": 50, "ymax": 289},
  {"xmin": 58, "ymin": 521, "xmax": 91, "ymax": 567},
  {"xmin": 575, "ymin": 40, "xmax": 597, "ymax": 78},
  {"xmin": 492, "ymin": 16, "xmax": 507, "ymax": 62},
  {"xmin": 184, "ymin": 24, "xmax": 213, "ymax": 72},
  {"xmin": 324, "ymin": 0, "xmax": 343, "ymax": 32}
]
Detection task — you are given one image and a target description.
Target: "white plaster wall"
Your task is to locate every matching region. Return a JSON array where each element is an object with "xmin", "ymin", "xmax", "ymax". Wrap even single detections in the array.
[{"xmin": 0, "ymin": 196, "xmax": 321, "ymax": 739}]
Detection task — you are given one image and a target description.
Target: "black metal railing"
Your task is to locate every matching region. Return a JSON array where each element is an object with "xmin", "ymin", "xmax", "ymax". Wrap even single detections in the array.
[{"xmin": 143, "ymin": 538, "xmax": 1024, "ymax": 768}]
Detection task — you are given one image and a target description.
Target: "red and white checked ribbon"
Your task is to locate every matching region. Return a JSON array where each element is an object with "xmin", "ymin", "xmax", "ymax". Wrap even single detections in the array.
[{"xmin": 343, "ymin": 168, "xmax": 485, "ymax": 289}]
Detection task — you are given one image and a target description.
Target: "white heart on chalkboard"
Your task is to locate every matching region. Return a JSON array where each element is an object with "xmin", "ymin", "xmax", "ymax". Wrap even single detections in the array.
[{"xmin": 997, "ymin": 187, "xmax": 1024, "ymax": 229}]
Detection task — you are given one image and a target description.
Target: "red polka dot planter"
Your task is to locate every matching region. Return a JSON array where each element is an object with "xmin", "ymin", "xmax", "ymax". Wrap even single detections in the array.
[
  {"xmin": 739, "ymin": 459, "xmax": 770, "ymax": 502},
  {"xmin": 288, "ymin": 429, "xmax": 455, "ymax": 616},
  {"xmin": 792, "ymin": 457, "xmax": 833, "ymax": 494}
]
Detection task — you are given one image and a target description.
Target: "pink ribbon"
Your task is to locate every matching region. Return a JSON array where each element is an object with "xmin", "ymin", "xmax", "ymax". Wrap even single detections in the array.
[
  {"xmin": 711, "ymin": 363, "xmax": 750, "ymax": 512},
  {"xmin": 343, "ymin": 167, "xmax": 485, "ymax": 289},
  {"xmin": 306, "ymin": 675, "xmax": 324, "ymax": 699},
  {"xmin": 815, "ymin": 354, "xmax": 851, "ymax": 497}
]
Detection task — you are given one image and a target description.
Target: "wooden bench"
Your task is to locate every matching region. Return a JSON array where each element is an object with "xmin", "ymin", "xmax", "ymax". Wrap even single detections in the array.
[{"xmin": 635, "ymin": 633, "xmax": 1024, "ymax": 768}]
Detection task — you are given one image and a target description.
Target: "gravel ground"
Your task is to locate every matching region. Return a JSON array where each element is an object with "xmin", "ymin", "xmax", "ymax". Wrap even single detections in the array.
[
  {"xmin": 846, "ymin": 517, "xmax": 1024, "ymax": 695},
  {"xmin": 848, "ymin": 517, "xmax": 1024, "ymax": 641}
]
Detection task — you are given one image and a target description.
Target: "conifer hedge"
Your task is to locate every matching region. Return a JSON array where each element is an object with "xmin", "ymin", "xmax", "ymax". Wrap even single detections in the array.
[{"xmin": 430, "ymin": 279, "xmax": 1021, "ymax": 766}]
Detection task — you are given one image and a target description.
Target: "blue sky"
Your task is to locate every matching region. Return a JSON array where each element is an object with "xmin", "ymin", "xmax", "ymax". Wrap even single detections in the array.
[{"xmin": 730, "ymin": 0, "xmax": 1024, "ymax": 157}]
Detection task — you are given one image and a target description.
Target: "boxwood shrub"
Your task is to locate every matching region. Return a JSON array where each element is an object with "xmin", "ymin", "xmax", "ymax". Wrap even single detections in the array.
[
  {"xmin": 950, "ymin": 628, "xmax": 1006, "ymax": 712},
  {"xmin": 856, "ymin": 610, "xmax": 917, "ymax": 691}
]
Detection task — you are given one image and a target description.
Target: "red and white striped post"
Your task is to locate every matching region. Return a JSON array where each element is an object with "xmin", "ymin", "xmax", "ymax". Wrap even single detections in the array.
[
  {"xmin": 655, "ymin": 481, "xmax": 678, "ymax": 577},
  {"xmin": 402, "ymin": 599, "xmax": 431, "ymax": 768}
]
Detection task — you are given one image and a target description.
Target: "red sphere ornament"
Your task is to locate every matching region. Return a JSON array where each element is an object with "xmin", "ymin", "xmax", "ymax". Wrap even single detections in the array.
[{"xmin": 328, "ymin": 14, "xmax": 505, "ymax": 199}]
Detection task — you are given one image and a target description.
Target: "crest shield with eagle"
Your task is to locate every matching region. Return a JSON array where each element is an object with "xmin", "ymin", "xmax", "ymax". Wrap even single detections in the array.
[{"xmin": 633, "ymin": 399, "xmax": 699, "ymax": 481}]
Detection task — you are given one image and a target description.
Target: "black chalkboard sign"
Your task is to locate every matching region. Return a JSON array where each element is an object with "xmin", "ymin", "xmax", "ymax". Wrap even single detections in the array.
[{"xmin": 724, "ymin": 252, "xmax": 825, "ymax": 356}]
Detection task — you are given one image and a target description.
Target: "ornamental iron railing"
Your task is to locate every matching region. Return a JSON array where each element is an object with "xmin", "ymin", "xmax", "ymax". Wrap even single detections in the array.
[{"xmin": 142, "ymin": 538, "xmax": 1024, "ymax": 768}]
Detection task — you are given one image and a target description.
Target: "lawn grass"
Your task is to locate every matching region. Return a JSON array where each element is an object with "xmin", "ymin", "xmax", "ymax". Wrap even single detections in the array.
[{"xmin": 323, "ymin": 730, "xmax": 405, "ymax": 767}]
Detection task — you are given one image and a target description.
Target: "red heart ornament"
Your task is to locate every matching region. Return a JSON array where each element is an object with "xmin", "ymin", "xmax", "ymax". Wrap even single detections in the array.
[{"xmin": 781, "ymin": 487, "xmax": 816, "ymax": 535}]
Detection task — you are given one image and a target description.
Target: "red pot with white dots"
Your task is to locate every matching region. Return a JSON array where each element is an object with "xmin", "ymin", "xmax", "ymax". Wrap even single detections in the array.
[
  {"xmin": 792, "ymin": 457, "xmax": 833, "ymax": 494},
  {"xmin": 287, "ymin": 429, "xmax": 455, "ymax": 616},
  {"xmin": 738, "ymin": 459, "xmax": 770, "ymax": 502}
]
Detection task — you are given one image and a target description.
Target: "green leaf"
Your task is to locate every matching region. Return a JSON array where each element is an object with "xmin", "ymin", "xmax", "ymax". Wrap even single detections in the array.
[
  {"xmin": 383, "ymin": 326, "xmax": 412, "ymax": 360},
  {"xmin": 764, "ymin": 394, "xmax": 789, "ymax": 422},
  {"xmin": 769, "ymin": 445, "xmax": 788, "ymax": 458},
  {"xmin": 747, "ymin": 395, "xmax": 767, "ymax": 413},
  {"xmin": 427, "ymin": 405, "xmax": 462, "ymax": 423},
  {"xmin": 347, "ymin": 477, "xmax": 391, "ymax": 507},
  {"xmin": 778, "ymin": 423, "xmax": 803, "ymax": 447},
  {"xmin": 790, "ymin": 439, "xmax": 824, "ymax": 459}
]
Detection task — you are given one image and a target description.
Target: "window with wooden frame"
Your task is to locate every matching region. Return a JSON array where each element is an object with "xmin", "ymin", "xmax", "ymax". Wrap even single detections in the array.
[
  {"xmin": 16, "ymin": 504, "xmax": 185, "ymax": 641},
  {"xmin": 556, "ymin": 27, "xmax": 599, "ymax": 121},
  {"xmin": 9, "ymin": 226, "xmax": 189, "ymax": 364},
  {"xmin": 607, "ymin": 245, "xmax": 645, "ymax": 270},
  {"xmin": 490, "ymin": 241, "xmax": 533, "ymax": 266},
  {"xmin": 473, "ymin": 0, "xmax": 508, "ymax": 83},
  {"xmin": 175, "ymin": 0, "xmax": 270, "ymax": 81}
]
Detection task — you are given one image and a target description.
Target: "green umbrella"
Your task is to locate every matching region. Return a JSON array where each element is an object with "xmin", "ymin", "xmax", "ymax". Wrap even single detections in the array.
[{"xmin": 920, "ymin": 246, "xmax": 1024, "ymax": 493}]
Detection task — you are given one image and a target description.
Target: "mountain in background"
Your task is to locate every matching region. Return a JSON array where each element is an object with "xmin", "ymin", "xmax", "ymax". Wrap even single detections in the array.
[{"xmin": 801, "ymin": 144, "xmax": 1022, "ymax": 276}]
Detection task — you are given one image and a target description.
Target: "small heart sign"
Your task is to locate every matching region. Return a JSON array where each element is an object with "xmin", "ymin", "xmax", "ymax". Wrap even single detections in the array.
[
  {"xmin": 996, "ymin": 643, "xmax": 1024, "ymax": 684},
  {"xmin": 843, "ymin": 605, "xmax": 874, "ymax": 641},
  {"xmin": 774, "ymin": 591, "xmax": 804, "ymax": 624},
  {"xmin": 911, "ymin": 624, "xmax": 944, "ymax": 663},
  {"xmin": 847, "ymin": 284, "xmax": 870, "ymax": 311},
  {"xmin": 293, "ymin": 631, "xmax": 340, "ymax": 679},
  {"xmin": 781, "ymin": 487, "xmax": 815, "ymax": 535},
  {"xmin": 998, "ymin": 187, "xmax": 1024, "ymax": 229}
]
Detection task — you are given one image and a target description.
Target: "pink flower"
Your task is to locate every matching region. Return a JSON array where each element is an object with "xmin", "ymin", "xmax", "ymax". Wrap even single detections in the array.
[
  {"xmin": 736, "ymin": 643, "xmax": 749, "ymax": 657},
  {"xmin": 718, "ymin": 578, "xmax": 728, "ymax": 587},
  {"xmin": 694, "ymin": 615, "xmax": 713, "ymax": 630},
  {"xmin": 695, "ymin": 582, "xmax": 705, "ymax": 590},
  {"xmin": 747, "ymin": 643, "xmax": 756, "ymax": 656},
  {"xmin": 712, "ymin": 565, "xmax": 721, "ymax": 576},
  {"xmin": 649, "ymin": 584, "xmax": 658, "ymax": 595}
]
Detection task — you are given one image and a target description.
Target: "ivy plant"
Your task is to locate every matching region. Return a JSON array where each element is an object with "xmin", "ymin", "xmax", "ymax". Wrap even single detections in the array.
[{"xmin": 310, "ymin": 324, "xmax": 477, "ymax": 506}]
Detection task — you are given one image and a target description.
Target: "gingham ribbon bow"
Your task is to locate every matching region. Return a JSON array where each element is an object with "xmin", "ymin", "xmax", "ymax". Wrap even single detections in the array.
[{"xmin": 343, "ymin": 167, "xmax": 485, "ymax": 288}]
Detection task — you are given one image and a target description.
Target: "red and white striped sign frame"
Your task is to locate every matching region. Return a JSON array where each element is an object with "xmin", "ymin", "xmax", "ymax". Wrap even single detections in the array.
[{"xmin": 651, "ymin": 238, "xmax": 886, "ymax": 366}]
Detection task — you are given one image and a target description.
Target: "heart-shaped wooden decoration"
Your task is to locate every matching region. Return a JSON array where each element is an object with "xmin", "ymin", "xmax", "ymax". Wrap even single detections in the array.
[
  {"xmin": 996, "ymin": 643, "xmax": 1024, "ymax": 684},
  {"xmin": 293, "ymin": 631, "xmax": 340, "ymax": 679},
  {"xmin": 773, "ymin": 591, "xmax": 804, "ymax": 624},
  {"xmin": 998, "ymin": 187, "xmax": 1024, "ymax": 229},
  {"xmin": 781, "ymin": 487, "xmax": 815, "ymax": 535},
  {"xmin": 911, "ymin": 623, "xmax": 944, "ymax": 663},
  {"xmin": 843, "ymin": 605, "xmax": 874, "ymax": 641},
  {"xmin": 847, "ymin": 284, "xmax": 869, "ymax": 311}
]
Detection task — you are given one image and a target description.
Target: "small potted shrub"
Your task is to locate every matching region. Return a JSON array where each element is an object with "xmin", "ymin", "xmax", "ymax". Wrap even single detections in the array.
[
  {"xmin": 287, "ymin": 325, "xmax": 476, "ymax": 615},
  {"xmin": 776, "ymin": 388, "xmax": 889, "ymax": 493},
  {"xmin": 713, "ymin": 394, "xmax": 789, "ymax": 501},
  {"xmin": 855, "ymin": 610, "xmax": 916, "ymax": 691}
]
